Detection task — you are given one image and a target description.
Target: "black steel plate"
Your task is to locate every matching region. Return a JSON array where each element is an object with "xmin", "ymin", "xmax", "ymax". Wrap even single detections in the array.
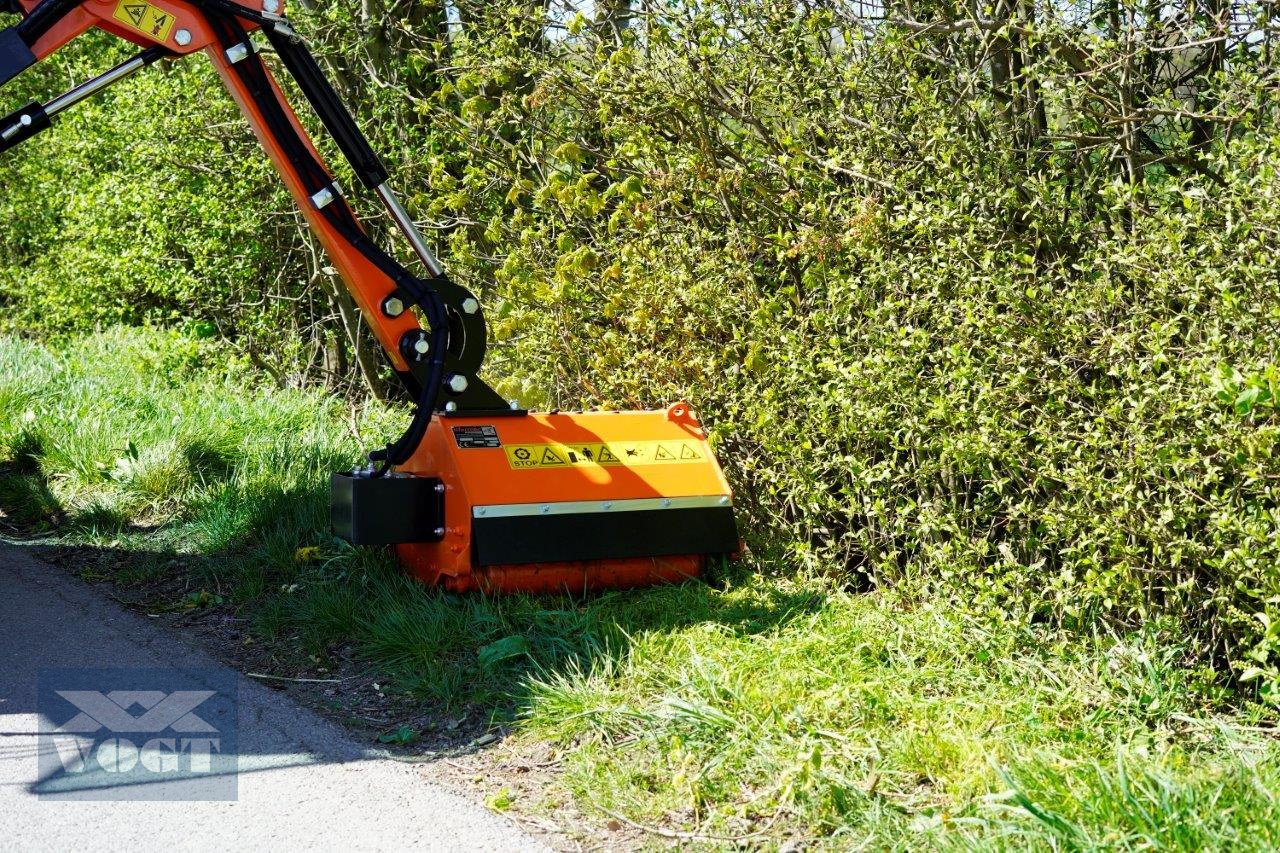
[{"xmin": 472, "ymin": 506, "xmax": 738, "ymax": 566}]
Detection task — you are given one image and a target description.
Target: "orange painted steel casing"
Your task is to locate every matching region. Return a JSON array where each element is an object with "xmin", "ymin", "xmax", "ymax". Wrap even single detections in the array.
[{"xmin": 394, "ymin": 402, "xmax": 735, "ymax": 593}]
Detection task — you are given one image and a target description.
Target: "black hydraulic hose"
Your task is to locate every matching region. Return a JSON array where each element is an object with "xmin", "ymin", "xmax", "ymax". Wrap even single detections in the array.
[
  {"xmin": 261, "ymin": 26, "xmax": 388, "ymax": 190},
  {"xmin": 210, "ymin": 15, "xmax": 447, "ymax": 470},
  {"xmin": 14, "ymin": 0, "xmax": 80, "ymax": 45}
]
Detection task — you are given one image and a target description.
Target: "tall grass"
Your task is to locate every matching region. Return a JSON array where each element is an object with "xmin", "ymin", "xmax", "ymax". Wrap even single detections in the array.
[{"xmin": 3, "ymin": 327, "xmax": 1279, "ymax": 846}]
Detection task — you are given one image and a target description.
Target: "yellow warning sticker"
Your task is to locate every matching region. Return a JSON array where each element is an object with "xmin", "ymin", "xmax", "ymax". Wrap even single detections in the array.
[
  {"xmin": 113, "ymin": 0, "xmax": 176, "ymax": 42},
  {"xmin": 505, "ymin": 441, "xmax": 704, "ymax": 470}
]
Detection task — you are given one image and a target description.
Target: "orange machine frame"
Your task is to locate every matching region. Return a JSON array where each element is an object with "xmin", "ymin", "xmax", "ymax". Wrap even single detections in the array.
[
  {"xmin": 3, "ymin": 0, "xmax": 740, "ymax": 593},
  {"xmin": 397, "ymin": 402, "xmax": 734, "ymax": 593}
]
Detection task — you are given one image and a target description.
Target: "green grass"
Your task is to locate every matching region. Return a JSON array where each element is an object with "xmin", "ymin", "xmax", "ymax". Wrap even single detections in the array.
[{"xmin": 3, "ymin": 326, "xmax": 1280, "ymax": 848}]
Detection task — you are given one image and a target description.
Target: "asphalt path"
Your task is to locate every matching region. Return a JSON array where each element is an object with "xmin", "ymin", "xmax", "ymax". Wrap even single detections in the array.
[{"xmin": 0, "ymin": 544, "xmax": 545, "ymax": 852}]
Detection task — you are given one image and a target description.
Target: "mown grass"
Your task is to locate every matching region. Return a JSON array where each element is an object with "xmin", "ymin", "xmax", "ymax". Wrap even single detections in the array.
[{"xmin": 3, "ymin": 326, "xmax": 1279, "ymax": 848}]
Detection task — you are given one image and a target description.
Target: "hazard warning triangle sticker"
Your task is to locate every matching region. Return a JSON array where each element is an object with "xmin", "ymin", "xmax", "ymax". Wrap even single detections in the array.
[
  {"xmin": 679, "ymin": 443, "xmax": 701, "ymax": 460},
  {"xmin": 654, "ymin": 445, "xmax": 676, "ymax": 461},
  {"xmin": 124, "ymin": 3, "xmax": 147, "ymax": 25},
  {"xmin": 539, "ymin": 447, "xmax": 566, "ymax": 465}
]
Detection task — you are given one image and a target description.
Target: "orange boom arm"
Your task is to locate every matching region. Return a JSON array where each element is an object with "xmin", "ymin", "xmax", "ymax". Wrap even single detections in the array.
[{"xmin": 0, "ymin": 0, "xmax": 740, "ymax": 594}]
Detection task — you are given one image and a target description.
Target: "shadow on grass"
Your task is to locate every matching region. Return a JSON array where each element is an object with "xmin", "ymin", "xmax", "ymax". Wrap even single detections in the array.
[
  {"xmin": 6, "ymin": 470, "xmax": 815, "ymax": 761},
  {"xmin": 0, "ymin": 431, "xmax": 63, "ymax": 532}
]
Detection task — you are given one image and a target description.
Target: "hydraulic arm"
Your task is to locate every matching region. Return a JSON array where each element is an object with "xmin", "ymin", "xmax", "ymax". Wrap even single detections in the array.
[{"xmin": 0, "ymin": 0, "xmax": 739, "ymax": 593}]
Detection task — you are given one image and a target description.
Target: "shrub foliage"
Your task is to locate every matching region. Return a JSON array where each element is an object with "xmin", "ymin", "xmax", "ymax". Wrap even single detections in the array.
[{"xmin": 2, "ymin": 1, "xmax": 1279, "ymax": 692}]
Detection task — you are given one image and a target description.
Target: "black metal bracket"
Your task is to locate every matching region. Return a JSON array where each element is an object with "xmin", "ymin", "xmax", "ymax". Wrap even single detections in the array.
[
  {"xmin": 0, "ymin": 27, "xmax": 35, "ymax": 87},
  {"xmin": 331, "ymin": 472, "xmax": 445, "ymax": 545},
  {"xmin": 387, "ymin": 274, "xmax": 510, "ymax": 412}
]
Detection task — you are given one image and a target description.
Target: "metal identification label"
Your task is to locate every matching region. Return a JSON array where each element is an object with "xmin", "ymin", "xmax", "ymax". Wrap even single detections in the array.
[
  {"xmin": 505, "ymin": 441, "xmax": 704, "ymax": 470},
  {"xmin": 112, "ymin": 0, "xmax": 176, "ymax": 42},
  {"xmin": 452, "ymin": 425, "xmax": 501, "ymax": 449}
]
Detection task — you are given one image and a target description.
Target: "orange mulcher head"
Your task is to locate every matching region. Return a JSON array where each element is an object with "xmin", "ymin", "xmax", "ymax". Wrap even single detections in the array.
[
  {"xmin": 0, "ymin": 0, "xmax": 736, "ymax": 594},
  {"xmin": 333, "ymin": 402, "xmax": 739, "ymax": 594}
]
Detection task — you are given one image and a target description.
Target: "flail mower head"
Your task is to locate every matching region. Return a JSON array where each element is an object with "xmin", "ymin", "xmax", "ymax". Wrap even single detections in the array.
[
  {"xmin": 0, "ymin": 0, "xmax": 735, "ymax": 594},
  {"xmin": 333, "ymin": 401, "xmax": 739, "ymax": 594}
]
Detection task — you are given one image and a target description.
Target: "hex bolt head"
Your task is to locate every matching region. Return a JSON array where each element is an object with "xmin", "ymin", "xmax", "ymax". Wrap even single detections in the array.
[
  {"xmin": 460, "ymin": 297, "xmax": 480, "ymax": 315},
  {"xmin": 382, "ymin": 296, "xmax": 405, "ymax": 317},
  {"xmin": 602, "ymin": 502, "xmax": 612, "ymax": 510},
  {"xmin": 447, "ymin": 374, "xmax": 469, "ymax": 394},
  {"xmin": 540, "ymin": 505, "xmax": 551, "ymax": 514},
  {"xmin": 174, "ymin": 29, "xmax": 192, "ymax": 46},
  {"xmin": 413, "ymin": 336, "xmax": 430, "ymax": 355},
  {"xmin": 433, "ymin": 527, "xmax": 445, "ymax": 538},
  {"xmin": 434, "ymin": 482, "xmax": 446, "ymax": 494},
  {"xmin": 444, "ymin": 401, "xmax": 458, "ymax": 413},
  {"xmin": 661, "ymin": 498, "xmax": 672, "ymax": 508},
  {"xmin": 263, "ymin": 0, "xmax": 280, "ymax": 11},
  {"xmin": 476, "ymin": 507, "xmax": 487, "ymax": 516},
  {"xmin": 508, "ymin": 399, "xmax": 521, "ymax": 410}
]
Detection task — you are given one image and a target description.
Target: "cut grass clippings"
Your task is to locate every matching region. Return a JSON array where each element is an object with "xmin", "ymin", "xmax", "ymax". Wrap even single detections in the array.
[{"xmin": 2, "ymin": 326, "xmax": 1279, "ymax": 848}]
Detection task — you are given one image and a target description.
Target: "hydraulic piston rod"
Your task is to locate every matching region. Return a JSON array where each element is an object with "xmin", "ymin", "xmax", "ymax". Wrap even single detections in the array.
[
  {"xmin": 0, "ymin": 46, "xmax": 164, "ymax": 152},
  {"xmin": 375, "ymin": 182, "xmax": 442, "ymax": 278}
]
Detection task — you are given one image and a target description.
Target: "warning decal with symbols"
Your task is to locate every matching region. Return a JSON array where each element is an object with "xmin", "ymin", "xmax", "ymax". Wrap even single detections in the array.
[
  {"xmin": 113, "ymin": 0, "xmax": 176, "ymax": 42},
  {"xmin": 504, "ymin": 440, "xmax": 704, "ymax": 470}
]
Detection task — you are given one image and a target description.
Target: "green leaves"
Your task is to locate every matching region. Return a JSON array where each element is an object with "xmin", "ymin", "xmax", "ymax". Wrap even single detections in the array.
[{"xmin": 478, "ymin": 635, "xmax": 531, "ymax": 670}]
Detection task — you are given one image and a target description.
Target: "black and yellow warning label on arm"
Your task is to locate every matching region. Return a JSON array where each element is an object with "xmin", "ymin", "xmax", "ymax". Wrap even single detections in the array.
[
  {"xmin": 113, "ymin": 0, "xmax": 176, "ymax": 42},
  {"xmin": 505, "ymin": 440, "xmax": 704, "ymax": 470}
]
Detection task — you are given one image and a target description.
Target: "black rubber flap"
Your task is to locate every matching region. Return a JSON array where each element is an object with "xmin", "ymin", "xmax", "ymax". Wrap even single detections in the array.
[
  {"xmin": 472, "ymin": 506, "xmax": 738, "ymax": 566},
  {"xmin": 0, "ymin": 28, "xmax": 36, "ymax": 88},
  {"xmin": 331, "ymin": 472, "xmax": 444, "ymax": 546}
]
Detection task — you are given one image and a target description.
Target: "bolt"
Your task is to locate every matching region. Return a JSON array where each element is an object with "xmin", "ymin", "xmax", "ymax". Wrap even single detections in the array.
[
  {"xmin": 540, "ymin": 505, "xmax": 550, "ymax": 514},
  {"xmin": 447, "ymin": 374, "xmax": 469, "ymax": 394},
  {"xmin": 434, "ymin": 482, "xmax": 446, "ymax": 494},
  {"xmin": 174, "ymin": 29, "xmax": 192, "ymax": 46},
  {"xmin": 433, "ymin": 527, "xmax": 445, "ymax": 538},
  {"xmin": 263, "ymin": 0, "xmax": 280, "ymax": 11},
  {"xmin": 444, "ymin": 401, "xmax": 458, "ymax": 413},
  {"xmin": 310, "ymin": 187, "xmax": 335, "ymax": 209},
  {"xmin": 413, "ymin": 336, "xmax": 430, "ymax": 355},
  {"xmin": 382, "ymin": 296, "xmax": 405, "ymax": 317},
  {"xmin": 718, "ymin": 496, "xmax": 730, "ymax": 505},
  {"xmin": 509, "ymin": 399, "xmax": 521, "ymax": 410},
  {"xmin": 602, "ymin": 502, "xmax": 612, "ymax": 510},
  {"xmin": 476, "ymin": 507, "xmax": 486, "ymax": 516},
  {"xmin": 661, "ymin": 498, "xmax": 672, "ymax": 508}
]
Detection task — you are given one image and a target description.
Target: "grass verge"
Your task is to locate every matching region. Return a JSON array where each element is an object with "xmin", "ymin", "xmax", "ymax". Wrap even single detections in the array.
[{"xmin": 2, "ymin": 326, "xmax": 1279, "ymax": 848}]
